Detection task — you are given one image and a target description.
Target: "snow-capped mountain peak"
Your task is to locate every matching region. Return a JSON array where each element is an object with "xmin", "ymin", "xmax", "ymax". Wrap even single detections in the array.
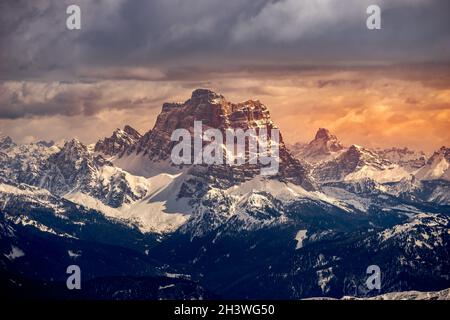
[
  {"xmin": 59, "ymin": 138, "xmax": 91, "ymax": 165},
  {"xmin": 415, "ymin": 146, "xmax": 450, "ymax": 181},
  {"xmin": 94, "ymin": 125, "xmax": 142, "ymax": 157},
  {"xmin": 313, "ymin": 144, "xmax": 410, "ymax": 183},
  {"xmin": 291, "ymin": 128, "xmax": 345, "ymax": 164},
  {"xmin": 375, "ymin": 147, "xmax": 426, "ymax": 172},
  {"xmin": 114, "ymin": 89, "xmax": 316, "ymax": 191},
  {"xmin": 0, "ymin": 135, "xmax": 15, "ymax": 150},
  {"xmin": 315, "ymin": 128, "xmax": 335, "ymax": 141}
]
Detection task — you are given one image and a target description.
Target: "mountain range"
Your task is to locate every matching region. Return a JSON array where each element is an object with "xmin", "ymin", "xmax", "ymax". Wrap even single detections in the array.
[{"xmin": 1, "ymin": 89, "xmax": 449, "ymax": 299}]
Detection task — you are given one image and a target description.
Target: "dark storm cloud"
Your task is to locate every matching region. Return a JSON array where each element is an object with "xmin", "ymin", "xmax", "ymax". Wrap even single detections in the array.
[
  {"xmin": 0, "ymin": 81, "xmax": 184, "ymax": 119},
  {"xmin": 0, "ymin": 82, "xmax": 101, "ymax": 118},
  {"xmin": 1, "ymin": 0, "xmax": 449, "ymax": 82},
  {"xmin": 0, "ymin": 0, "xmax": 449, "ymax": 121}
]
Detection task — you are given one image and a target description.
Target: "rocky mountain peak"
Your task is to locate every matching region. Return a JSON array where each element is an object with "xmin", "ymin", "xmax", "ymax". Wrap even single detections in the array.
[
  {"xmin": 123, "ymin": 125, "xmax": 141, "ymax": 137},
  {"xmin": 421, "ymin": 146, "xmax": 449, "ymax": 170},
  {"xmin": 63, "ymin": 138, "xmax": 88, "ymax": 154},
  {"xmin": 415, "ymin": 146, "xmax": 450, "ymax": 181},
  {"xmin": 430, "ymin": 146, "xmax": 450, "ymax": 163},
  {"xmin": 56, "ymin": 139, "xmax": 92, "ymax": 168},
  {"xmin": 122, "ymin": 89, "xmax": 316, "ymax": 191},
  {"xmin": 347, "ymin": 144, "xmax": 362, "ymax": 155},
  {"xmin": 332, "ymin": 145, "xmax": 365, "ymax": 170},
  {"xmin": 36, "ymin": 140, "xmax": 55, "ymax": 148},
  {"xmin": 0, "ymin": 135, "xmax": 15, "ymax": 149},
  {"xmin": 312, "ymin": 144, "xmax": 401, "ymax": 183},
  {"xmin": 190, "ymin": 88, "xmax": 225, "ymax": 104},
  {"xmin": 375, "ymin": 147, "xmax": 426, "ymax": 172},
  {"xmin": 56, "ymin": 138, "xmax": 114, "ymax": 172},
  {"xmin": 95, "ymin": 125, "xmax": 142, "ymax": 156},
  {"xmin": 344, "ymin": 145, "xmax": 390, "ymax": 167},
  {"xmin": 314, "ymin": 128, "xmax": 343, "ymax": 151},
  {"xmin": 315, "ymin": 128, "xmax": 333, "ymax": 140},
  {"xmin": 292, "ymin": 128, "xmax": 344, "ymax": 164},
  {"xmin": 131, "ymin": 89, "xmax": 278, "ymax": 161}
]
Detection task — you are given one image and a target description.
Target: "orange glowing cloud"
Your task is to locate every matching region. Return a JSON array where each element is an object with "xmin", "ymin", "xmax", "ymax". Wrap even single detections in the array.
[{"xmin": 0, "ymin": 65, "xmax": 449, "ymax": 154}]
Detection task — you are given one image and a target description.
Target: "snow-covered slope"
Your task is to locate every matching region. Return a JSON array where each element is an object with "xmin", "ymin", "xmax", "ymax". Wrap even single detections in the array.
[
  {"xmin": 343, "ymin": 288, "xmax": 450, "ymax": 300},
  {"xmin": 415, "ymin": 147, "xmax": 450, "ymax": 181},
  {"xmin": 56, "ymin": 144, "xmax": 192, "ymax": 233},
  {"xmin": 308, "ymin": 288, "xmax": 450, "ymax": 300},
  {"xmin": 314, "ymin": 145, "xmax": 410, "ymax": 183},
  {"xmin": 179, "ymin": 174, "xmax": 368, "ymax": 238},
  {"xmin": 34, "ymin": 139, "xmax": 152, "ymax": 208},
  {"xmin": 375, "ymin": 147, "xmax": 426, "ymax": 172},
  {"xmin": 2, "ymin": 89, "xmax": 450, "ymax": 300},
  {"xmin": 0, "ymin": 137, "xmax": 60, "ymax": 184},
  {"xmin": 0, "ymin": 137, "xmax": 190, "ymax": 233}
]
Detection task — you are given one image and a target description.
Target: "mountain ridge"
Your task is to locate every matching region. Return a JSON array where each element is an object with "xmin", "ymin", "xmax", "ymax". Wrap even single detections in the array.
[{"xmin": 1, "ymin": 89, "xmax": 449, "ymax": 300}]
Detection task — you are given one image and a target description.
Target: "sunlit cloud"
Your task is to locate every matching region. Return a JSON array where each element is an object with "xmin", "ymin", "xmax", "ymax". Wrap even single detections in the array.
[{"xmin": 1, "ymin": 66, "xmax": 449, "ymax": 153}]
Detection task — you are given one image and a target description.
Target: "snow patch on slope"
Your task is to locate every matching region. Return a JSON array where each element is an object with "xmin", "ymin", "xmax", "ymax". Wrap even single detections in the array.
[
  {"xmin": 295, "ymin": 229, "xmax": 308, "ymax": 249},
  {"xmin": 224, "ymin": 176, "xmax": 352, "ymax": 213},
  {"xmin": 112, "ymin": 154, "xmax": 181, "ymax": 178},
  {"xmin": 416, "ymin": 158, "xmax": 450, "ymax": 181},
  {"xmin": 344, "ymin": 165, "xmax": 409, "ymax": 183},
  {"xmin": 65, "ymin": 172, "xmax": 191, "ymax": 233},
  {"xmin": 5, "ymin": 246, "xmax": 25, "ymax": 260}
]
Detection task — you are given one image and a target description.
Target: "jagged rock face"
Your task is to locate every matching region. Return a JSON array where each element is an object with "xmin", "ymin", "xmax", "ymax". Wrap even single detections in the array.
[
  {"xmin": 313, "ymin": 145, "xmax": 394, "ymax": 182},
  {"xmin": 126, "ymin": 89, "xmax": 316, "ymax": 191},
  {"xmin": 130, "ymin": 89, "xmax": 276, "ymax": 159},
  {"xmin": 0, "ymin": 138, "xmax": 147, "ymax": 208},
  {"xmin": 415, "ymin": 146, "xmax": 450, "ymax": 181},
  {"xmin": 291, "ymin": 128, "xmax": 345, "ymax": 164},
  {"xmin": 95, "ymin": 125, "xmax": 142, "ymax": 157},
  {"xmin": 428, "ymin": 146, "xmax": 450, "ymax": 162},
  {"xmin": 376, "ymin": 147, "xmax": 426, "ymax": 171},
  {"xmin": 387, "ymin": 176, "xmax": 450, "ymax": 205},
  {"xmin": 39, "ymin": 139, "xmax": 105, "ymax": 194},
  {"xmin": 36, "ymin": 140, "xmax": 55, "ymax": 148},
  {"xmin": 0, "ymin": 136, "xmax": 14, "ymax": 177},
  {"xmin": 0, "ymin": 136, "xmax": 15, "ymax": 150},
  {"xmin": 291, "ymin": 129, "xmax": 428, "ymax": 184},
  {"xmin": 0, "ymin": 138, "xmax": 60, "ymax": 185},
  {"xmin": 39, "ymin": 139, "xmax": 147, "ymax": 207},
  {"xmin": 314, "ymin": 128, "xmax": 344, "ymax": 153},
  {"xmin": 2, "ymin": 90, "xmax": 450, "ymax": 300}
]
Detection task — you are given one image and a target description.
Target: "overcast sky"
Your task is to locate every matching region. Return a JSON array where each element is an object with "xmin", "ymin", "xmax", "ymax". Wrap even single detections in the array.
[{"xmin": 0, "ymin": 0, "xmax": 449, "ymax": 152}]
